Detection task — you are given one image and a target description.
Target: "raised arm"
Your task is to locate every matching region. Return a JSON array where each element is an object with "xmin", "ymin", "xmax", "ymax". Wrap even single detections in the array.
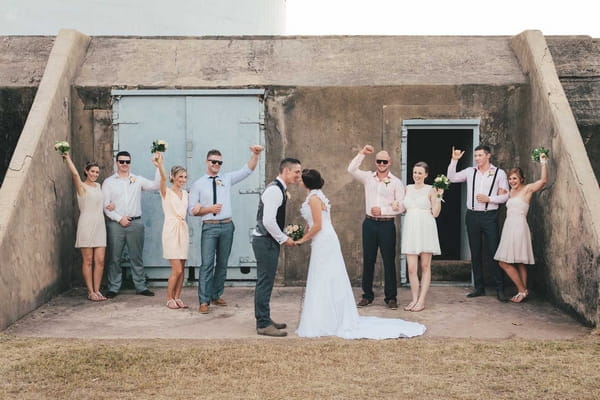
[
  {"xmin": 447, "ymin": 146, "xmax": 468, "ymax": 183},
  {"xmin": 296, "ymin": 195, "xmax": 323, "ymax": 245},
  {"xmin": 246, "ymin": 145, "xmax": 263, "ymax": 171},
  {"xmin": 528, "ymin": 154, "xmax": 548, "ymax": 194},
  {"xmin": 152, "ymin": 152, "xmax": 167, "ymax": 197},
  {"xmin": 347, "ymin": 145, "xmax": 374, "ymax": 183},
  {"xmin": 62, "ymin": 153, "xmax": 85, "ymax": 196}
]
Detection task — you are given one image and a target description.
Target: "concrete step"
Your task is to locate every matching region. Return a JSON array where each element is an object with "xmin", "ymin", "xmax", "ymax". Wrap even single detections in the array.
[{"xmin": 430, "ymin": 259, "xmax": 471, "ymax": 282}]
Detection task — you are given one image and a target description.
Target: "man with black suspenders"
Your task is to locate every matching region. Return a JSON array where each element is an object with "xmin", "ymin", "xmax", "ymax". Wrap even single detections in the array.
[{"xmin": 447, "ymin": 145, "xmax": 510, "ymax": 302}]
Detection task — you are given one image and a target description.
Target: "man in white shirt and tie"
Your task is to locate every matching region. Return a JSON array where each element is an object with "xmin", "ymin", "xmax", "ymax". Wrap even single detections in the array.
[
  {"xmin": 447, "ymin": 145, "xmax": 510, "ymax": 302},
  {"xmin": 102, "ymin": 150, "xmax": 160, "ymax": 298},
  {"xmin": 188, "ymin": 146, "xmax": 263, "ymax": 314}
]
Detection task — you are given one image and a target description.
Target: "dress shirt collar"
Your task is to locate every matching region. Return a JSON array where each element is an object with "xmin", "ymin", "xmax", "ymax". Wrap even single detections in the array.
[{"xmin": 370, "ymin": 171, "xmax": 398, "ymax": 180}]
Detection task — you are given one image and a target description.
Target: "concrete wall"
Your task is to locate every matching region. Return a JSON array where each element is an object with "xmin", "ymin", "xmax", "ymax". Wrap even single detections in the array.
[
  {"xmin": 511, "ymin": 31, "xmax": 600, "ymax": 326},
  {"xmin": 0, "ymin": 29, "xmax": 90, "ymax": 330}
]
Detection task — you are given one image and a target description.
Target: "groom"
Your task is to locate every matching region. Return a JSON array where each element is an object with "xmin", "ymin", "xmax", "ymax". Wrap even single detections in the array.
[{"xmin": 252, "ymin": 157, "xmax": 302, "ymax": 337}]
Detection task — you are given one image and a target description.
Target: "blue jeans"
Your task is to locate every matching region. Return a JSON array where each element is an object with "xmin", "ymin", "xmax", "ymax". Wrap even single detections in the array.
[{"xmin": 198, "ymin": 222, "xmax": 235, "ymax": 304}]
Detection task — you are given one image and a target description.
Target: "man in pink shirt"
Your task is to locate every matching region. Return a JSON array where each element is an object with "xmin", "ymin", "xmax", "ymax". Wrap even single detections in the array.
[{"xmin": 348, "ymin": 145, "xmax": 405, "ymax": 309}]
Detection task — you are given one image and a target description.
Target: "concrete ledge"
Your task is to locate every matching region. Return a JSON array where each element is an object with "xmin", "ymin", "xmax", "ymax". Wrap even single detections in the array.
[
  {"xmin": 511, "ymin": 30, "xmax": 600, "ymax": 326},
  {"xmin": 0, "ymin": 29, "xmax": 90, "ymax": 330}
]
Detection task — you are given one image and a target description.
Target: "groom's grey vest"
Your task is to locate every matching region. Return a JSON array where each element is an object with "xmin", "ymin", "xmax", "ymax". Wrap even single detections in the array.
[{"xmin": 255, "ymin": 180, "xmax": 287, "ymax": 239}]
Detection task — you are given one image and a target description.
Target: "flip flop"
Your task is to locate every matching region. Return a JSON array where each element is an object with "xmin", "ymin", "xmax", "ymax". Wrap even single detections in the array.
[
  {"xmin": 166, "ymin": 299, "xmax": 180, "ymax": 309},
  {"xmin": 175, "ymin": 298, "xmax": 189, "ymax": 309}
]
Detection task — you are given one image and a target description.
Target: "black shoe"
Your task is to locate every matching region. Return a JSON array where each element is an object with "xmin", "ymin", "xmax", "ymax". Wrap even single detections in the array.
[
  {"xmin": 137, "ymin": 289, "xmax": 155, "ymax": 296},
  {"xmin": 496, "ymin": 291, "xmax": 509, "ymax": 302},
  {"xmin": 385, "ymin": 299, "xmax": 398, "ymax": 310},
  {"xmin": 466, "ymin": 289, "xmax": 485, "ymax": 298},
  {"xmin": 105, "ymin": 291, "xmax": 118, "ymax": 299}
]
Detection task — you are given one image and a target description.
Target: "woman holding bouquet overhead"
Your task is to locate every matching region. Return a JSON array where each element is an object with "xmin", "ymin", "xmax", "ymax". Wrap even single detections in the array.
[
  {"xmin": 401, "ymin": 162, "xmax": 444, "ymax": 312},
  {"xmin": 61, "ymin": 151, "xmax": 107, "ymax": 301},
  {"xmin": 152, "ymin": 152, "xmax": 190, "ymax": 309},
  {"xmin": 494, "ymin": 153, "xmax": 548, "ymax": 303}
]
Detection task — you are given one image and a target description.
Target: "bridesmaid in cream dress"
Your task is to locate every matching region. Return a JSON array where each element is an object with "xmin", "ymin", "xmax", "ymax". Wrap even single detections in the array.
[
  {"xmin": 62, "ymin": 152, "xmax": 108, "ymax": 302},
  {"xmin": 153, "ymin": 153, "xmax": 190, "ymax": 309},
  {"xmin": 494, "ymin": 153, "xmax": 548, "ymax": 303}
]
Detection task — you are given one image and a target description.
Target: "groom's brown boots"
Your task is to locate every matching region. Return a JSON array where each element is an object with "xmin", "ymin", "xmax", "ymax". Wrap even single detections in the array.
[{"xmin": 257, "ymin": 324, "xmax": 287, "ymax": 337}]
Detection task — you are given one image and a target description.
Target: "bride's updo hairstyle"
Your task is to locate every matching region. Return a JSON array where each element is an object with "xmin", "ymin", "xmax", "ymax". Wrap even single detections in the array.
[{"xmin": 302, "ymin": 169, "xmax": 325, "ymax": 190}]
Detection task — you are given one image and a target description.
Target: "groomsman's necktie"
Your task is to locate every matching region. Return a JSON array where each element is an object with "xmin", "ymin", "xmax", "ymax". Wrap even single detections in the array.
[{"xmin": 210, "ymin": 176, "xmax": 217, "ymax": 216}]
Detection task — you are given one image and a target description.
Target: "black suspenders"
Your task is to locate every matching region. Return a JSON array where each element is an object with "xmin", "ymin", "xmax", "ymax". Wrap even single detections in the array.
[{"xmin": 472, "ymin": 168, "xmax": 498, "ymax": 211}]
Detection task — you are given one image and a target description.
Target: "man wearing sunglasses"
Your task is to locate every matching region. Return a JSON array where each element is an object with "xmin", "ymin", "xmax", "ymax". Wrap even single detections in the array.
[
  {"xmin": 348, "ymin": 144, "xmax": 405, "ymax": 310},
  {"xmin": 102, "ymin": 150, "xmax": 161, "ymax": 298},
  {"xmin": 189, "ymin": 145, "xmax": 263, "ymax": 314}
]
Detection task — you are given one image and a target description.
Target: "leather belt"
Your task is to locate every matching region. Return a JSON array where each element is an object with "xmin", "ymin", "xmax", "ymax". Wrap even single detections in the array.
[
  {"xmin": 203, "ymin": 218, "xmax": 232, "ymax": 224},
  {"xmin": 128, "ymin": 216, "xmax": 142, "ymax": 220},
  {"xmin": 366, "ymin": 215, "xmax": 394, "ymax": 222},
  {"xmin": 467, "ymin": 209, "xmax": 498, "ymax": 213}
]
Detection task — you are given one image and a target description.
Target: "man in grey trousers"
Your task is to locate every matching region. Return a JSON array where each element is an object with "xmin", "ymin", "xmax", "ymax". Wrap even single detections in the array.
[{"xmin": 252, "ymin": 158, "xmax": 301, "ymax": 337}]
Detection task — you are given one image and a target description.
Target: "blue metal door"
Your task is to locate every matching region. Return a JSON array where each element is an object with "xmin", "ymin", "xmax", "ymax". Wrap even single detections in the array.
[{"xmin": 112, "ymin": 89, "xmax": 265, "ymax": 284}]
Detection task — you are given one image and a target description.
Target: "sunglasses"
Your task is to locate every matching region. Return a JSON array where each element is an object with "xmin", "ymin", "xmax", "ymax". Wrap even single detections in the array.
[
  {"xmin": 208, "ymin": 160, "xmax": 223, "ymax": 165},
  {"xmin": 376, "ymin": 159, "xmax": 389, "ymax": 165},
  {"xmin": 117, "ymin": 160, "xmax": 131, "ymax": 164}
]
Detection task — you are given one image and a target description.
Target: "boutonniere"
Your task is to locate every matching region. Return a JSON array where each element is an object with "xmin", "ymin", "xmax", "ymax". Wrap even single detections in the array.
[
  {"xmin": 383, "ymin": 177, "xmax": 391, "ymax": 186},
  {"xmin": 488, "ymin": 169, "xmax": 495, "ymax": 177},
  {"xmin": 129, "ymin": 176, "xmax": 136, "ymax": 184},
  {"xmin": 286, "ymin": 192, "xmax": 291, "ymax": 200},
  {"xmin": 216, "ymin": 179, "xmax": 224, "ymax": 187}
]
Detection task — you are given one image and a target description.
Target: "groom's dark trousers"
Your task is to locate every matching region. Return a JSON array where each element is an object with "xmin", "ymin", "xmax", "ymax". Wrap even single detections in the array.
[
  {"xmin": 362, "ymin": 217, "xmax": 397, "ymax": 302},
  {"xmin": 253, "ymin": 236, "xmax": 280, "ymax": 329}
]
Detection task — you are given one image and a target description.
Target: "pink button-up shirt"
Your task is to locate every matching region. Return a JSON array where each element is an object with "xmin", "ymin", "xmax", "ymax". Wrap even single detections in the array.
[
  {"xmin": 348, "ymin": 153, "xmax": 405, "ymax": 217},
  {"xmin": 447, "ymin": 159, "xmax": 509, "ymax": 211}
]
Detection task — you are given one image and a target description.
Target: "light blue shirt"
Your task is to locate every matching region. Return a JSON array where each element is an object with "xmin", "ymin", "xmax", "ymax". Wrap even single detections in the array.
[{"xmin": 188, "ymin": 165, "xmax": 253, "ymax": 221}]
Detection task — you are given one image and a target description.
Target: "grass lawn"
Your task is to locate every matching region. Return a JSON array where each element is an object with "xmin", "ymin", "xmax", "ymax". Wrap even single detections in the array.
[{"xmin": 1, "ymin": 334, "xmax": 599, "ymax": 399}]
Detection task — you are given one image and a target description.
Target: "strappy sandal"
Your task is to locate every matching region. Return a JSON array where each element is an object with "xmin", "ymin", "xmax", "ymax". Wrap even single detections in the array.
[
  {"xmin": 175, "ymin": 298, "xmax": 189, "ymax": 309},
  {"xmin": 87, "ymin": 292, "xmax": 101, "ymax": 302},
  {"xmin": 166, "ymin": 299, "xmax": 180, "ymax": 309},
  {"xmin": 404, "ymin": 301, "xmax": 417, "ymax": 311},
  {"xmin": 96, "ymin": 292, "xmax": 107, "ymax": 301},
  {"xmin": 510, "ymin": 292, "xmax": 527, "ymax": 303},
  {"xmin": 410, "ymin": 303, "xmax": 425, "ymax": 312}
]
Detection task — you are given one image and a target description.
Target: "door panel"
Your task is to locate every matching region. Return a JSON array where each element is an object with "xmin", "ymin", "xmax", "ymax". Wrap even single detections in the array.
[{"xmin": 113, "ymin": 91, "xmax": 264, "ymax": 282}]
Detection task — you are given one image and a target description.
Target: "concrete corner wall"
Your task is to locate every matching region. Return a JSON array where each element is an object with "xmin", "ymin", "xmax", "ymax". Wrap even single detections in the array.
[
  {"xmin": 511, "ymin": 30, "xmax": 600, "ymax": 326},
  {"xmin": 0, "ymin": 29, "xmax": 90, "ymax": 330}
]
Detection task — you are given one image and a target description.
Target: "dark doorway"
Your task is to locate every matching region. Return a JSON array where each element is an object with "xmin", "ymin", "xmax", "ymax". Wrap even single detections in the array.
[{"xmin": 406, "ymin": 129, "xmax": 473, "ymax": 260}]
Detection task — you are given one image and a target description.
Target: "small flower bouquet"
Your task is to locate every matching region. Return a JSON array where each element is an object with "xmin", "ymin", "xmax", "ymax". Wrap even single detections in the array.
[
  {"xmin": 433, "ymin": 174, "xmax": 450, "ymax": 199},
  {"xmin": 151, "ymin": 139, "xmax": 168, "ymax": 154},
  {"xmin": 383, "ymin": 177, "xmax": 391, "ymax": 186},
  {"xmin": 54, "ymin": 141, "xmax": 70, "ymax": 155},
  {"xmin": 284, "ymin": 224, "xmax": 304, "ymax": 241},
  {"xmin": 530, "ymin": 147, "xmax": 550, "ymax": 162}
]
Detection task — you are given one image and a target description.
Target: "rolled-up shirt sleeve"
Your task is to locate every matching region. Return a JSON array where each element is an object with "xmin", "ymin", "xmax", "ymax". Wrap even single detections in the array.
[{"xmin": 261, "ymin": 186, "xmax": 288, "ymax": 244}]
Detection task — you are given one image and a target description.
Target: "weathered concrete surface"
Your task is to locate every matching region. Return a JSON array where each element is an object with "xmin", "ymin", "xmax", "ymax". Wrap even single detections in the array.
[
  {"xmin": 5, "ymin": 287, "xmax": 590, "ymax": 340},
  {"xmin": 547, "ymin": 36, "xmax": 600, "ymax": 182},
  {"xmin": 265, "ymin": 85, "xmax": 529, "ymax": 286},
  {"xmin": 511, "ymin": 31, "xmax": 600, "ymax": 327},
  {"xmin": 74, "ymin": 36, "xmax": 526, "ymax": 87},
  {"xmin": 0, "ymin": 30, "xmax": 90, "ymax": 330}
]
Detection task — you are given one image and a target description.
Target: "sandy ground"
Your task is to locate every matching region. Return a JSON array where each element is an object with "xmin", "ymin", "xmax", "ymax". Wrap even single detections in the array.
[{"xmin": 5, "ymin": 286, "xmax": 591, "ymax": 340}]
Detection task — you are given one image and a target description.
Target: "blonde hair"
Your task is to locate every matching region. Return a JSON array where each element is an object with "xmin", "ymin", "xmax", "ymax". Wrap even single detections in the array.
[{"xmin": 170, "ymin": 165, "xmax": 187, "ymax": 183}]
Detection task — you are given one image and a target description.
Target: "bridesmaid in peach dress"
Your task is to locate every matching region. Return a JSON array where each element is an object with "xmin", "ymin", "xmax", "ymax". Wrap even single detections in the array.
[
  {"xmin": 62, "ymin": 152, "xmax": 108, "ymax": 302},
  {"xmin": 153, "ymin": 153, "xmax": 190, "ymax": 309},
  {"xmin": 494, "ymin": 153, "xmax": 548, "ymax": 303}
]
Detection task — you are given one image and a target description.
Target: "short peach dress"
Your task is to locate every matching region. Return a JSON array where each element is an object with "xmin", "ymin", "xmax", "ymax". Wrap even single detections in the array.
[{"xmin": 160, "ymin": 188, "xmax": 189, "ymax": 260}]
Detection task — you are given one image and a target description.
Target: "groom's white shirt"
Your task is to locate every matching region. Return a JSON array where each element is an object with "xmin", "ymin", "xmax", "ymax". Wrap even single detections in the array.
[{"xmin": 254, "ymin": 177, "xmax": 289, "ymax": 244}]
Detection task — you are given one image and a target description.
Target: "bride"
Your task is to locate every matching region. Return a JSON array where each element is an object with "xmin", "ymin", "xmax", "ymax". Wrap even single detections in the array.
[{"xmin": 294, "ymin": 169, "xmax": 426, "ymax": 339}]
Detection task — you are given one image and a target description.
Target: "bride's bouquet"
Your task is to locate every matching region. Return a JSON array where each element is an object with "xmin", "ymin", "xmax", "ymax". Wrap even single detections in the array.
[
  {"xmin": 54, "ymin": 141, "xmax": 70, "ymax": 155},
  {"xmin": 284, "ymin": 224, "xmax": 304, "ymax": 241},
  {"xmin": 433, "ymin": 174, "xmax": 450, "ymax": 199},
  {"xmin": 530, "ymin": 146, "xmax": 550, "ymax": 162}
]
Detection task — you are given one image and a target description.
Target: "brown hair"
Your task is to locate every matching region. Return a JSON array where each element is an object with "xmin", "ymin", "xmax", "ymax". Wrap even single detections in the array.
[
  {"xmin": 413, "ymin": 161, "xmax": 429, "ymax": 174},
  {"xmin": 83, "ymin": 161, "xmax": 99, "ymax": 176},
  {"xmin": 170, "ymin": 165, "xmax": 187, "ymax": 183},
  {"xmin": 508, "ymin": 167, "xmax": 525, "ymax": 184}
]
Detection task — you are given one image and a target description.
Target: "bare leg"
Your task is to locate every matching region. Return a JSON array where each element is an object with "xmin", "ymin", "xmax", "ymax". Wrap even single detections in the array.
[
  {"xmin": 498, "ymin": 261, "xmax": 526, "ymax": 293},
  {"xmin": 80, "ymin": 248, "xmax": 95, "ymax": 298},
  {"xmin": 174, "ymin": 259, "xmax": 186, "ymax": 300},
  {"xmin": 413, "ymin": 253, "xmax": 432, "ymax": 311},
  {"xmin": 405, "ymin": 254, "xmax": 419, "ymax": 310},
  {"xmin": 92, "ymin": 247, "xmax": 105, "ymax": 293},
  {"xmin": 167, "ymin": 259, "xmax": 183, "ymax": 301},
  {"xmin": 517, "ymin": 264, "xmax": 528, "ymax": 291}
]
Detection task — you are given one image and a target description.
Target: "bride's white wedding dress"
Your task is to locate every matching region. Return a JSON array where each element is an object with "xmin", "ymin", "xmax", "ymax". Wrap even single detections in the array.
[{"xmin": 296, "ymin": 189, "xmax": 426, "ymax": 339}]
